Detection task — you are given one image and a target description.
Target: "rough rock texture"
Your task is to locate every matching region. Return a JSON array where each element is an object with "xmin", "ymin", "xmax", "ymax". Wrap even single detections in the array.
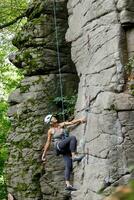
[
  {"xmin": 66, "ymin": 0, "xmax": 134, "ymax": 200},
  {"xmin": 6, "ymin": 0, "xmax": 78, "ymax": 200},
  {"xmin": 6, "ymin": 0, "xmax": 134, "ymax": 200}
]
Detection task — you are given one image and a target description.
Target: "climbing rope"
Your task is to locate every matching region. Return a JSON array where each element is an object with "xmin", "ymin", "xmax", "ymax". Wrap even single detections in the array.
[{"xmin": 53, "ymin": 0, "xmax": 65, "ymax": 121}]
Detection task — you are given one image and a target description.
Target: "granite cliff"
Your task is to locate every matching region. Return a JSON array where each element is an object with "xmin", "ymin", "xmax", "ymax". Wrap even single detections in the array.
[{"xmin": 6, "ymin": 0, "xmax": 134, "ymax": 200}]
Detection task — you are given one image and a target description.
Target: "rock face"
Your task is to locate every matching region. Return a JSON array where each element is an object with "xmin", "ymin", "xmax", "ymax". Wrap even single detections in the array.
[
  {"xmin": 6, "ymin": 0, "xmax": 78, "ymax": 200},
  {"xmin": 66, "ymin": 0, "xmax": 134, "ymax": 200},
  {"xmin": 6, "ymin": 0, "xmax": 134, "ymax": 200}
]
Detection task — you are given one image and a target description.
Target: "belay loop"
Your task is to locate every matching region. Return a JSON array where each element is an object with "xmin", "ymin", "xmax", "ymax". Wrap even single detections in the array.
[{"xmin": 53, "ymin": 0, "xmax": 65, "ymax": 121}]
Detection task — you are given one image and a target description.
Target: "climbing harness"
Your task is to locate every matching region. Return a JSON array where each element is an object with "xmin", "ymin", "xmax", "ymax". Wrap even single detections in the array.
[{"xmin": 53, "ymin": 0, "xmax": 65, "ymax": 121}]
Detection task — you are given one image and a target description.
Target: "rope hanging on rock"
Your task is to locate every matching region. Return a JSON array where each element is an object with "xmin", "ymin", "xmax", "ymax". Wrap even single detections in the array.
[{"xmin": 53, "ymin": 0, "xmax": 65, "ymax": 121}]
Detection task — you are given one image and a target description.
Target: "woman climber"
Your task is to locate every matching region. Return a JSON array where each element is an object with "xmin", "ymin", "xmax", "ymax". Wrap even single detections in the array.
[{"xmin": 42, "ymin": 114, "xmax": 86, "ymax": 191}]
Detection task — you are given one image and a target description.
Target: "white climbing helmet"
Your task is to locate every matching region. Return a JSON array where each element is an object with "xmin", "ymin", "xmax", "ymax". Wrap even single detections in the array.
[{"xmin": 44, "ymin": 114, "xmax": 53, "ymax": 124}]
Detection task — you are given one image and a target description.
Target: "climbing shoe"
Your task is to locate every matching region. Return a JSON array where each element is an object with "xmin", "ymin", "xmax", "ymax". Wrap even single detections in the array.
[
  {"xmin": 65, "ymin": 185, "xmax": 77, "ymax": 191},
  {"xmin": 72, "ymin": 155, "xmax": 85, "ymax": 162}
]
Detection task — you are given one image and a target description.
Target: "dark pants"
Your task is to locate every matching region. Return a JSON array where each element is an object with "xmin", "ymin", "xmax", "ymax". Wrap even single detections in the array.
[{"xmin": 58, "ymin": 136, "xmax": 77, "ymax": 181}]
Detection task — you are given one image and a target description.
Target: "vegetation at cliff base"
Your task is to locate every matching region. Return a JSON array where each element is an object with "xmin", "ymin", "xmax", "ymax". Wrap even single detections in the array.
[{"xmin": 104, "ymin": 182, "xmax": 134, "ymax": 200}]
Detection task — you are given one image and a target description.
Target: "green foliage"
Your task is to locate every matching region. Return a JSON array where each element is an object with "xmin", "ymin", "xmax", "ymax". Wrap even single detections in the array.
[
  {"xmin": 0, "ymin": 0, "xmax": 28, "ymax": 28},
  {"xmin": 125, "ymin": 57, "xmax": 134, "ymax": 75},
  {"xmin": 113, "ymin": 183, "xmax": 134, "ymax": 200},
  {"xmin": 52, "ymin": 94, "xmax": 77, "ymax": 121},
  {"xmin": 0, "ymin": 30, "xmax": 24, "ymax": 99},
  {"xmin": 129, "ymin": 84, "xmax": 134, "ymax": 96},
  {"xmin": 125, "ymin": 57, "xmax": 134, "ymax": 96},
  {"xmin": 0, "ymin": 101, "xmax": 11, "ymax": 143},
  {"xmin": 0, "ymin": 101, "xmax": 10, "ymax": 200},
  {"xmin": 0, "ymin": 176, "xmax": 7, "ymax": 200},
  {"xmin": 0, "ymin": 63, "xmax": 23, "ymax": 98}
]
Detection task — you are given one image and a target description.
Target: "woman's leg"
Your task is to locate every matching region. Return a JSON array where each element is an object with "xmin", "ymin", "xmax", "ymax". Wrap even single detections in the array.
[
  {"xmin": 58, "ymin": 136, "xmax": 77, "ymax": 153},
  {"xmin": 58, "ymin": 136, "xmax": 84, "ymax": 162},
  {"xmin": 69, "ymin": 136, "xmax": 77, "ymax": 152},
  {"xmin": 63, "ymin": 154, "xmax": 72, "ymax": 186}
]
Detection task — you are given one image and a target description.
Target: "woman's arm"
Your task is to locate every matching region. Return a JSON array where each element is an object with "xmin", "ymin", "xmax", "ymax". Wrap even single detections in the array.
[
  {"xmin": 42, "ymin": 129, "xmax": 52, "ymax": 161},
  {"xmin": 60, "ymin": 118, "xmax": 86, "ymax": 127}
]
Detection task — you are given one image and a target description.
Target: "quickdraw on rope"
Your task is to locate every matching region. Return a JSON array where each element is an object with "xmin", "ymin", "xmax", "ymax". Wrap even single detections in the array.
[{"xmin": 53, "ymin": 0, "xmax": 65, "ymax": 121}]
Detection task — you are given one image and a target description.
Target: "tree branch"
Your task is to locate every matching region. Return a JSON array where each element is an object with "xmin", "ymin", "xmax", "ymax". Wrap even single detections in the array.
[{"xmin": 0, "ymin": 12, "xmax": 26, "ymax": 29}]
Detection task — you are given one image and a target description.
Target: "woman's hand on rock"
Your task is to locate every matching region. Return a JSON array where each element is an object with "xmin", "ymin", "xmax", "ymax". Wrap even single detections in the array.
[{"xmin": 80, "ymin": 118, "xmax": 87, "ymax": 123}]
